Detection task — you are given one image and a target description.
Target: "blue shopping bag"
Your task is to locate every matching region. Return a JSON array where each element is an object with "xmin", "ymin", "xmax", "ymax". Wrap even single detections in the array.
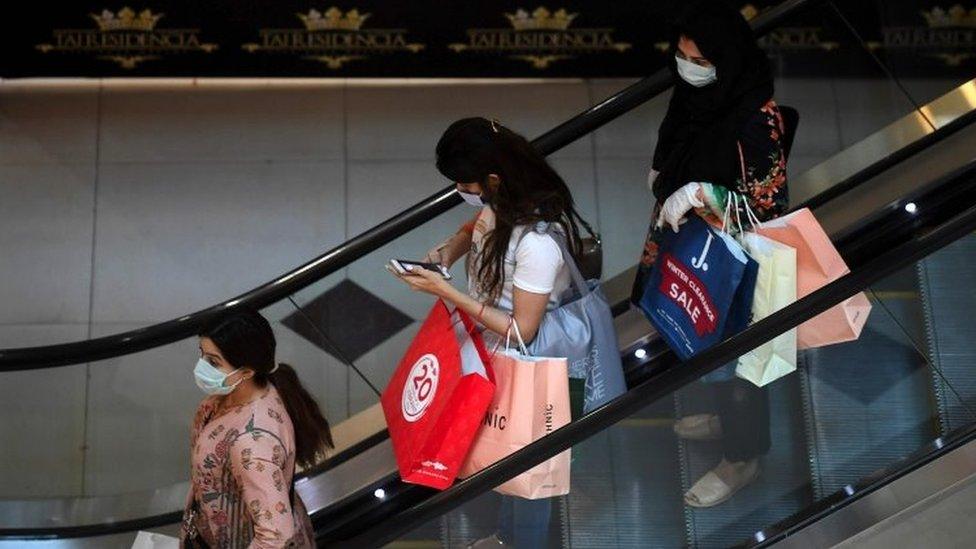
[
  {"xmin": 700, "ymin": 244, "xmax": 760, "ymax": 382},
  {"xmin": 639, "ymin": 214, "xmax": 756, "ymax": 361}
]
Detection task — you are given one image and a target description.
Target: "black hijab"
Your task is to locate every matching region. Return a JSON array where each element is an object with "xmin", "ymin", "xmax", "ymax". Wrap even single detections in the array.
[{"xmin": 651, "ymin": 1, "xmax": 774, "ymax": 201}]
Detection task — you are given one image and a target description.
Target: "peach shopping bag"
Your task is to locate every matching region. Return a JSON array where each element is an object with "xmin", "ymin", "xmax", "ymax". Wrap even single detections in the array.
[
  {"xmin": 756, "ymin": 208, "xmax": 871, "ymax": 349},
  {"xmin": 458, "ymin": 320, "xmax": 571, "ymax": 499}
]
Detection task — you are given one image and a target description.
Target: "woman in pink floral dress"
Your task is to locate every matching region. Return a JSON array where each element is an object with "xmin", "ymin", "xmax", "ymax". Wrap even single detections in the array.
[{"xmin": 181, "ymin": 309, "xmax": 333, "ymax": 548}]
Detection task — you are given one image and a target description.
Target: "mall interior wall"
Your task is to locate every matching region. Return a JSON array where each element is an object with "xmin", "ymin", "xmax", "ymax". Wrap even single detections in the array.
[{"xmin": 0, "ymin": 75, "xmax": 959, "ymax": 497}]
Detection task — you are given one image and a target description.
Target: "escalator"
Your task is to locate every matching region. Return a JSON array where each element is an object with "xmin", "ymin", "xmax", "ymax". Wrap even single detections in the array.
[{"xmin": 3, "ymin": 0, "xmax": 976, "ymax": 546}]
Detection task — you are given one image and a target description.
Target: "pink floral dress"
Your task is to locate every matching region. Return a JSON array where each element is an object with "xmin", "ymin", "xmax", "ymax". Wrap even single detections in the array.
[{"xmin": 181, "ymin": 386, "xmax": 314, "ymax": 549}]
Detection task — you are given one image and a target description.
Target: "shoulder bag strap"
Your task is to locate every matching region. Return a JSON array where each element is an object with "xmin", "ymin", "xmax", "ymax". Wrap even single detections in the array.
[{"xmin": 514, "ymin": 222, "xmax": 589, "ymax": 296}]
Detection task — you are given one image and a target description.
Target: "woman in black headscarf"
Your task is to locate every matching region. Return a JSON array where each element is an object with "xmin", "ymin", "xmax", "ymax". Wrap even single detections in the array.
[{"xmin": 633, "ymin": 1, "xmax": 790, "ymax": 508}]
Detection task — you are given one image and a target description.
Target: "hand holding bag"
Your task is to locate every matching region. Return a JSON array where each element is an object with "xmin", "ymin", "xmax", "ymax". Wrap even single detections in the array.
[{"xmin": 639, "ymin": 201, "xmax": 758, "ymax": 361}]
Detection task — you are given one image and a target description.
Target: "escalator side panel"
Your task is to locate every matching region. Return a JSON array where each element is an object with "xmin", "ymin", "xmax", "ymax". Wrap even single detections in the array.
[
  {"xmin": 918, "ymin": 234, "xmax": 976, "ymax": 433},
  {"xmin": 799, "ymin": 312, "xmax": 937, "ymax": 499},
  {"xmin": 676, "ymin": 375, "xmax": 812, "ymax": 548}
]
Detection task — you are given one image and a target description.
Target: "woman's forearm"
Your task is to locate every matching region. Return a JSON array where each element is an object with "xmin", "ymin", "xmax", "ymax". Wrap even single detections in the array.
[
  {"xmin": 442, "ymin": 230, "xmax": 473, "ymax": 267},
  {"xmin": 442, "ymin": 286, "xmax": 513, "ymax": 338}
]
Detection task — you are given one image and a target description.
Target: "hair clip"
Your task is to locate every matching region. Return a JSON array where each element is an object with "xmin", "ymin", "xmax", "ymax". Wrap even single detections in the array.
[{"xmin": 490, "ymin": 118, "xmax": 500, "ymax": 133}]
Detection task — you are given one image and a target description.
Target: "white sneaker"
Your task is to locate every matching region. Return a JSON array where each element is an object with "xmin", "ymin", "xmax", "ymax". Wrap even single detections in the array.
[{"xmin": 466, "ymin": 533, "xmax": 511, "ymax": 549}]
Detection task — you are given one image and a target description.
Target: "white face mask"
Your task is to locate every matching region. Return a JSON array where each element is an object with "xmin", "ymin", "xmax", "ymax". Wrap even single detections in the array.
[
  {"xmin": 458, "ymin": 190, "xmax": 486, "ymax": 208},
  {"xmin": 675, "ymin": 55, "xmax": 717, "ymax": 88}
]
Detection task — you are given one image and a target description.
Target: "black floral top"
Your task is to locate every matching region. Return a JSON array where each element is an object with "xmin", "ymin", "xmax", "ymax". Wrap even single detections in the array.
[{"xmin": 632, "ymin": 99, "xmax": 789, "ymax": 302}]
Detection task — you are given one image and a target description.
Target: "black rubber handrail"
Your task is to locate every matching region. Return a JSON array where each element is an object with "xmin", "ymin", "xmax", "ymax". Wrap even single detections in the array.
[
  {"xmin": 0, "ymin": 0, "xmax": 820, "ymax": 371},
  {"xmin": 325, "ymin": 159, "xmax": 976, "ymax": 547}
]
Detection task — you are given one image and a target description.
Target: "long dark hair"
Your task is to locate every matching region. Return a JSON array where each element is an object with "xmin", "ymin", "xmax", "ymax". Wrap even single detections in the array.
[
  {"xmin": 201, "ymin": 309, "xmax": 334, "ymax": 469},
  {"xmin": 435, "ymin": 117, "xmax": 583, "ymax": 302}
]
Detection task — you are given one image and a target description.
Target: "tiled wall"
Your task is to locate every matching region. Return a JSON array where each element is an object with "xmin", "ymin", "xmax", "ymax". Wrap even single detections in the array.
[{"xmin": 0, "ymin": 77, "xmax": 956, "ymax": 498}]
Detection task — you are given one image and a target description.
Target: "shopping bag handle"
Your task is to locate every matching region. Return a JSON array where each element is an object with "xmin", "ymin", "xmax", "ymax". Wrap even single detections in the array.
[
  {"xmin": 503, "ymin": 316, "xmax": 530, "ymax": 355},
  {"xmin": 488, "ymin": 316, "xmax": 514, "ymax": 357}
]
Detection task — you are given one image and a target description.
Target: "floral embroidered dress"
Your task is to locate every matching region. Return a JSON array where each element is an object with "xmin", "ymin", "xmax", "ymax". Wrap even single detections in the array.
[
  {"xmin": 181, "ymin": 386, "xmax": 314, "ymax": 549},
  {"xmin": 632, "ymin": 99, "xmax": 789, "ymax": 304}
]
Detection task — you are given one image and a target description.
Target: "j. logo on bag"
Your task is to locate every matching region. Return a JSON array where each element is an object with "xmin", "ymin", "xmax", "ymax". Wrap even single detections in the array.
[
  {"xmin": 658, "ymin": 253, "xmax": 718, "ymax": 337},
  {"xmin": 691, "ymin": 231, "xmax": 713, "ymax": 271},
  {"xmin": 402, "ymin": 354, "xmax": 440, "ymax": 422}
]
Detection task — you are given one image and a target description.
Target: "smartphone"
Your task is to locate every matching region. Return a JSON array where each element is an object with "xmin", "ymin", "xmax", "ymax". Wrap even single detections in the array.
[{"xmin": 389, "ymin": 259, "xmax": 452, "ymax": 280}]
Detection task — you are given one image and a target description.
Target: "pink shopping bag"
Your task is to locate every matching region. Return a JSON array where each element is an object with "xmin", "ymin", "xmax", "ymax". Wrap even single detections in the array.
[
  {"xmin": 756, "ymin": 208, "xmax": 872, "ymax": 349},
  {"xmin": 458, "ymin": 321, "xmax": 571, "ymax": 499}
]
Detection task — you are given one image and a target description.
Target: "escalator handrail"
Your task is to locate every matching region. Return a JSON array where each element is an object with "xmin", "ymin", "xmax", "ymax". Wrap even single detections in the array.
[
  {"xmin": 333, "ymin": 159, "xmax": 976, "ymax": 547},
  {"xmin": 0, "ymin": 0, "xmax": 820, "ymax": 371},
  {"xmin": 749, "ymin": 417, "xmax": 976, "ymax": 547}
]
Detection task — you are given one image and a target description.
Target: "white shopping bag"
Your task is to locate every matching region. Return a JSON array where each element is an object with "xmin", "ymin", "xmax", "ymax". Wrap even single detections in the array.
[
  {"xmin": 131, "ymin": 531, "xmax": 180, "ymax": 549},
  {"xmin": 735, "ymin": 231, "xmax": 798, "ymax": 386}
]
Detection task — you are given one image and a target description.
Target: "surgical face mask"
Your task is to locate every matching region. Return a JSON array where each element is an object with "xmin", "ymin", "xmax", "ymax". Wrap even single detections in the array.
[
  {"xmin": 675, "ymin": 55, "xmax": 717, "ymax": 88},
  {"xmin": 458, "ymin": 190, "xmax": 486, "ymax": 208},
  {"xmin": 193, "ymin": 357, "xmax": 243, "ymax": 396}
]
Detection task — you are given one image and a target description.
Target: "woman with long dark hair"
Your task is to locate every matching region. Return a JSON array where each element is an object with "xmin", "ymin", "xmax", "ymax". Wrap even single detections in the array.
[
  {"xmin": 392, "ymin": 116, "xmax": 586, "ymax": 547},
  {"xmin": 635, "ymin": 1, "xmax": 789, "ymax": 508},
  {"xmin": 399, "ymin": 116, "xmax": 584, "ymax": 349},
  {"xmin": 180, "ymin": 309, "xmax": 333, "ymax": 548}
]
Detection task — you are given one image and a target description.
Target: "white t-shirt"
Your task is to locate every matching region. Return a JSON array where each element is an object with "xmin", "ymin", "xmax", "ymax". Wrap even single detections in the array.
[{"xmin": 467, "ymin": 207, "xmax": 572, "ymax": 314}]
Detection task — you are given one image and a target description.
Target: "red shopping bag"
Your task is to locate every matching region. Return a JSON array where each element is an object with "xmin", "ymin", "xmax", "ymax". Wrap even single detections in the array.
[{"xmin": 381, "ymin": 300, "xmax": 495, "ymax": 490}]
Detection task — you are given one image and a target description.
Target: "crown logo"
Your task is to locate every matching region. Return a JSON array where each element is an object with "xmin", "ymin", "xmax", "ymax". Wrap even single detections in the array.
[
  {"xmin": 298, "ymin": 7, "xmax": 371, "ymax": 31},
  {"xmin": 740, "ymin": 4, "xmax": 761, "ymax": 21},
  {"xmin": 921, "ymin": 5, "xmax": 976, "ymax": 27},
  {"xmin": 505, "ymin": 7, "xmax": 578, "ymax": 31},
  {"xmin": 89, "ymin": 7, "xmax": 163, "ymax": 31}
]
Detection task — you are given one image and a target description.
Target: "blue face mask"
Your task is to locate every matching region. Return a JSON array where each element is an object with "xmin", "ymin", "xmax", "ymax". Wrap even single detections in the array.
[{"xmin": 193, "ymin": 358, "xmax": 243, "ymax": 396}]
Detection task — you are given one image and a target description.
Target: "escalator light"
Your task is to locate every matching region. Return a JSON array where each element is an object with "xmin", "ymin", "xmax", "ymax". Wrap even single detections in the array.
[
  {"xmin": 905, "ymin": 202, "xmax": 918, "ymax": 214},
  {"xmin": 843, "ymin": 485, "xmax": 855, "ymax": 496},
  {"xmin": 634, "ymin": 348, "xmax": 647, "ymax": 359},
  {"xmin": 374, "ymin": 488, "xmax": 386, "ymax": 499}
]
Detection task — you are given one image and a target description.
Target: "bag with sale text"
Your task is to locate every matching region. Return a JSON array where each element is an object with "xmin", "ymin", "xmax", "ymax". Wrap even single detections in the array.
[
  {"xmin": 381, "ymin": 300, "xmax": 495, "ymax": 490},
  {"xmin": 638, "ymin": 214, "xmax": 758, "ymax": 361}
]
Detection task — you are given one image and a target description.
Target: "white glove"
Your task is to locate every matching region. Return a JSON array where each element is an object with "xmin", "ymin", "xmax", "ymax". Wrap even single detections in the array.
[
  {"xmin": 646, "ymin": 168, "xmax": 660, "ymax": 192},
  {"xmin": 656, "ymin": 182, "xmax": 704, "ymax": 233}
]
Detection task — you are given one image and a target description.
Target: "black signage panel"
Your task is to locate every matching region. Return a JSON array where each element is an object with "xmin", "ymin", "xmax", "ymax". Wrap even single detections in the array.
[{"xmin": 3, "ymin": 1, "xmax": 973, "ymax": 78}]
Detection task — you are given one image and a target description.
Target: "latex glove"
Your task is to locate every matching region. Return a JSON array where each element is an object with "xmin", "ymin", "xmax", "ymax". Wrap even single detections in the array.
[
  {"xmin": 646, "ymin": 167, "xmax": 660, "ymax": 192},
  {"xmin": 656, "ymin": 182, "xmax": 704, "ymax": 233}
]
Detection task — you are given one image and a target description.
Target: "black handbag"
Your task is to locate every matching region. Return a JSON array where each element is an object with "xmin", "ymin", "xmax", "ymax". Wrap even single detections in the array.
[{"xmin": 573, "ymin": 212, "xmax": 603, "ymax": 281}]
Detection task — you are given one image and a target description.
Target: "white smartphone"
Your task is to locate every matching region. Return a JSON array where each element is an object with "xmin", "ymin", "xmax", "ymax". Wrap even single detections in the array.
[{"xmin": 388, "ymin": 259, "xmax": 452, "ymax": 280}]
